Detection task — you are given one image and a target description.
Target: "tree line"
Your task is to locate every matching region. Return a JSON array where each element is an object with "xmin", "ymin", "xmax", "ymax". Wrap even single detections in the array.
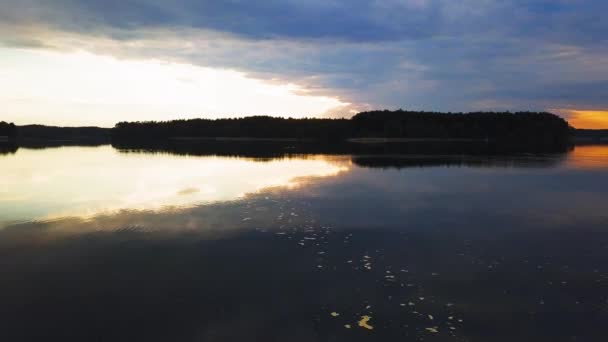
[
  {"xmin": 351, "ymin": 110, "xmax": 572, "ymax": 145},
  {"xmin": 16, "ymin": 125, "xmax": 111, "ymax": 141},
  {"xmin": 1, "ymin": 111, "xmax": 576, "ymax": 148},
  {"xmin": 114, "ymin": 116, "xmax": 351, "ymax": 141},
  {"xmin": 0, "ymin": 121, "xmax": 17, "ymax": 139},
  {"xmin": 113, "ymin": 110, "xmax": 572, "ymax": 147}
]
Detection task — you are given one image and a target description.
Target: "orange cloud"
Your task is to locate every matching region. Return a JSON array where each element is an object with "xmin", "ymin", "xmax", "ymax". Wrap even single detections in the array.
[{"xmin": 564, "ymin": 110, "xmax": 608, "ymax": 129}]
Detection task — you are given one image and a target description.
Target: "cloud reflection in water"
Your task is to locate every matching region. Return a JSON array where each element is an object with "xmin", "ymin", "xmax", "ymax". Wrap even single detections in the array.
[{"xmin": 0, "ymin": 146, "xmax": 349, "ymax": 225}]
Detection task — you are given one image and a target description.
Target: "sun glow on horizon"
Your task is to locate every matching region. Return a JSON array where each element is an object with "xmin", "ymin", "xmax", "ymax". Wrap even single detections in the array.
[
  {"xmin": 562, "ymin": 110, "xmax": 608, "ymax": 129},
  {"xmin": 0, "ymin": 48, "xmax": 347, "ymax": 127}
]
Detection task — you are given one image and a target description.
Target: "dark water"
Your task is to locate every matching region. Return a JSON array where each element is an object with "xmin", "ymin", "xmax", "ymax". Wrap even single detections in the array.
[{"xmin": 1, "ymin": 145, "xmax": 607, "ymax": 341}]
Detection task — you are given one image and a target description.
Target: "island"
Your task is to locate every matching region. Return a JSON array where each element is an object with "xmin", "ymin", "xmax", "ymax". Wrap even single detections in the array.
[
  {"xmin": 4, "ymin": 110, "xmax": 607, "ymax": 153},
  {"xmin": 111, "ymin": 110, "xmax": 572, "ymax": 150}
]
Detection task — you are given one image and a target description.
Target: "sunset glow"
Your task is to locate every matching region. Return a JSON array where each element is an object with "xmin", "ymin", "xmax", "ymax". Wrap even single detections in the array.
[
  {"xmin": 2, "ymin": 2, "xmax": 608, "ymax": 341},
  {"xmin": 565, "ymin": 144, "xmax": 608, "ymax": 170},
  {"xmin": 1, "ymin": 1, "xmax": 606, "ymax": 125},
  {"xmin": 565, "ymin": 110, "xmax": 608, "ymax": 129},
  {"xmin": 0, "ymin": 48, "xmax": 346, "ymax": 127}
]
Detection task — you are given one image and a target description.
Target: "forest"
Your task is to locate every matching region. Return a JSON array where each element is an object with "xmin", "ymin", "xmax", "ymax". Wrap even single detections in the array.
[
  {"xmin": 113, "ymin": 116, "xmax": 350, "ymax": 141},
  {"xmin": 113, "ymin": 110, "xmax": 573, "ymax": 147},
  {"xmin": 350, "ymin": 110, "xmax": 571, "ymax": 145},
  {"xmin": 11, "ymin": 125, "xmax": 111, "ymax": 144},
  {"xmin": 2, "ymin": 111, "xmax": 577, "ymax": 149},
  {"xmin": 0, "ymin": 121, "xmax": 17, "ymax": 140}
]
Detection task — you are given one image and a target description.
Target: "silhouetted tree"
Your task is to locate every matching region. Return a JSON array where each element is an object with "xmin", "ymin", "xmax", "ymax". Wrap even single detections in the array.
[
  {"xmin": 112, "ymin": 111, "xmax": 572, "ymax": 149},
  {"xmin": 15, "ymin": 125, "xmax": 111, "ymax": 142},
  {"xmin": 0, "ymin": 121, "xmax": 17, "ymax": 140},
  {"xmin": 113, "ymin": 116, "xmax": 351, "ymax": 141},
  {"xmin": 351, "ymin": 110, "xmax": 572, "ymax": 147}
]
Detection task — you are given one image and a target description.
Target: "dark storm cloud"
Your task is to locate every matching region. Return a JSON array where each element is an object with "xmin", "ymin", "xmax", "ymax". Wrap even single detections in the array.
[
  {"xmin": 3, "ymin": 0, "xmax": 605, "ymax": 44},
  {"xmin": 1, "ymin": 0, "xmax": 440, "ymax": 41},
  {"xmin": 0, "ymin": 0, "xmax": 606, "ymax": 113},
  {"xmin": 497, "ymin": 81, "xmax": 608, "ymax": 109}
]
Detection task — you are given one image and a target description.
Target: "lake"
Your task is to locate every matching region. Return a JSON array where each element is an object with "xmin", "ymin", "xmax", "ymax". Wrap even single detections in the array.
[{"xmin": 1, "ymin": 144, "xmax": 607, "ymax": 341}]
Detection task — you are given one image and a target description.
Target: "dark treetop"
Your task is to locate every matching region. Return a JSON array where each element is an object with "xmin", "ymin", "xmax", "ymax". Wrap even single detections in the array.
[
  {"xmin": 112, "ymin": 110, "xmax": 572, "ymax": 146},
  {"xmin": 16, "ymin": 125, "xmax": 111, "ymax": 142},
  {"xmin": 0, "ymin": 121, "xmax": 17, "ymax": 140},
  {"xmin": 4, "ymin": 110, "xmax": 586, "ymax": 152}
]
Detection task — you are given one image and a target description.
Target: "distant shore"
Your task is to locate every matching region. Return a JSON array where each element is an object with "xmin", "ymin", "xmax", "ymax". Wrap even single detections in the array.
[
  {"xmin": 170, "ymin": 136, "xmax": 314, "ymax": 142},
  {"xmin": 4, "ymin": 111, "xmax": 608, "ymax": 152},
  {"xmin": 573, "ymin": 129, "xmax": 608, "ymax": 143},
  {"xmin": 347, "ymin": 137, "xmax": 487, "ymax": 144},
  {"xmin": 171, "ymin": 137, "xmax": 489, "ymax": 143}
]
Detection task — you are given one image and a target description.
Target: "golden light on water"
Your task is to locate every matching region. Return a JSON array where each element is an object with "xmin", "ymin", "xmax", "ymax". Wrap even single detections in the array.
[
  {"xmin": 2, "ymin": 144, "xmax": 608, "ymax": 227},
  {"xmin": 0, "ymin": 146, "xmax": 350, "ymax": 224},
  {"xmin": 565, "ymin": 144, "xmax": 608, "ymax": 170}
]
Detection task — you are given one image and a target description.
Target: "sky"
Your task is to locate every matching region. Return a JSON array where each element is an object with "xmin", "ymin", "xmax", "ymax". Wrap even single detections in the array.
[{"xmin": 0, "ymin": 0, "xmax": 607, "ymax": 128}]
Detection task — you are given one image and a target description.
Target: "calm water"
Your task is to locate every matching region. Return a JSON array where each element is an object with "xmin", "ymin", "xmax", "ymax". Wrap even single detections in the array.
[{"xmin": 1, "ymin": 145, "xmax": 608, "ymax": 341}]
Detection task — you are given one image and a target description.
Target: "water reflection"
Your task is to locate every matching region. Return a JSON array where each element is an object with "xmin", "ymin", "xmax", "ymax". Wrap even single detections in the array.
[
  {"xmin": 0, "ymin": 146, "xmax": 349, "ymax": 225},
  {"xmin": 1, "ymin": 144, "xmax": 608, "ymax": 341},
  {"xmin": 565, "ymin": 144, "xmax": 608, "ymax": 169},
  {"xmin": 2, "ymin": 144, "xmax": 608, "ymax": 226},
  {"xmin": 351, "ymin": 154, "xmax": 567, "ymax": 169},
  {"xmin": 0, "ymin": 144, "xmax": 17, "ymax": 155}
]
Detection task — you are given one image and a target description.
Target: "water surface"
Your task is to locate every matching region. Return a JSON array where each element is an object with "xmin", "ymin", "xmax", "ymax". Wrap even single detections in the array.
[{"xmin": 1, "ymin": 144, "xmax": 607, "ymax": 341}]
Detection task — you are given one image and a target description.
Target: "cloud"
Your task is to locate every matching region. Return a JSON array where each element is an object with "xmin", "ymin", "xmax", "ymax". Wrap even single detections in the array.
[
  {"xmin": 3, "ymin": 1, "xmax": 604, "ymax": 44},
  {"xmin": 0, "ymin": 0, "xmax": 606, "ymax": 119}
]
